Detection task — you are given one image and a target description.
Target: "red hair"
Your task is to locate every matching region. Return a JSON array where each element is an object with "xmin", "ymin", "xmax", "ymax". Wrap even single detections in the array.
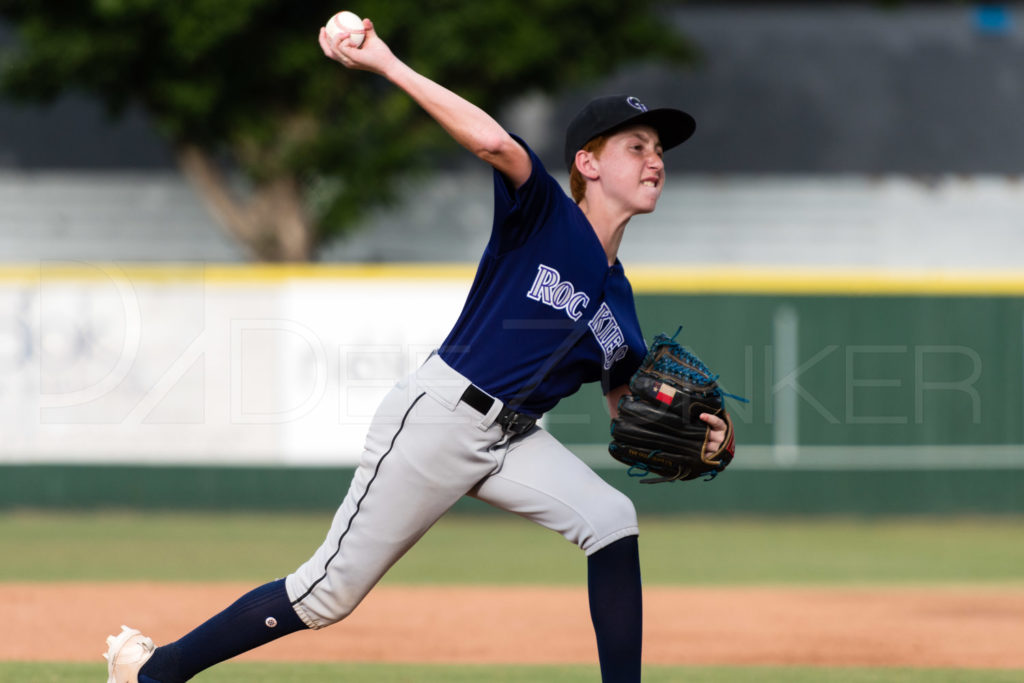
[{"xmin": 568, "ymin": 135, "xmax": 609, "ymax": 204}]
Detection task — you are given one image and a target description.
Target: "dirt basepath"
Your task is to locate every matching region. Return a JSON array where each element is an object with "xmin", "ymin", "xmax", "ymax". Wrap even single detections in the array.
[{"xmin": 4, "ymin": 583, "xmax": 1024, "ymax": 669}]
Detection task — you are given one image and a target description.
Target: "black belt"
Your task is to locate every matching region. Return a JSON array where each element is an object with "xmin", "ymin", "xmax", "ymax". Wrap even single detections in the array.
[{"xmin": 460, "ymin": 384, "xmax": 537, "ymax": 435}]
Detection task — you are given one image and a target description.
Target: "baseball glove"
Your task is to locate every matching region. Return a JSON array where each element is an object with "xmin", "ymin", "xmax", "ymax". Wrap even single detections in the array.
[{"xmin": 609, "ymin": 329, "xmax": 738, "ymax": 483}]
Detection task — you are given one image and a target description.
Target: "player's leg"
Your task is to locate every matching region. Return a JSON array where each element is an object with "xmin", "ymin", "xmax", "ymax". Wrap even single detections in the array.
[
  {"xmin": 286, "ymin": 386, "xmax": 506, "ymax": 627},
  {"xmin": 470, "ymin": 426, "xmax": 639, "ymax": 554},
  {"xmin": 130, "ymin": 365, "xmax": 508, "ymax": 683},
  {"xmin": 127, "ymin": 578, "xmax": 305, "ymax": 683},
  {"xmin": 469, "ymin": 427, "xmax": 642, "ymax": 683},
  {"xmin": 586, "ymin": 533, "xmax": 643, "ymax": 683}
]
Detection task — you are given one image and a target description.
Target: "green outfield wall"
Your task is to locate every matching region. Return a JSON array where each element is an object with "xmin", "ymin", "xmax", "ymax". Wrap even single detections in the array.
[{"xmin": 551, "ymin": 292, "xmax": 1024, "ymax": 451}]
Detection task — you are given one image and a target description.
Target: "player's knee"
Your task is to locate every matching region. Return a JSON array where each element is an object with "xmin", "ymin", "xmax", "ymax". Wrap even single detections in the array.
[
  {"xmin": 285, "ymin": 574, "xmax": 361, "ymax": 629},
  {"xmin": 581, "ymin": 488, "xmax": 638, "ymax": 554},
  {"xmin": 289, "ymin": 594, "xmax": 358, "ymax": 629},
  {"xmin": 609, "ymin": 487, "xmax": 639, "ymax": 526}
]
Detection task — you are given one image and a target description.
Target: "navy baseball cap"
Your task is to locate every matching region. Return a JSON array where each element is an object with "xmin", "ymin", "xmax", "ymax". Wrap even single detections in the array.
[{"xmin": 563, "ymin": 95, "xmax": 696, "ymax": 171}]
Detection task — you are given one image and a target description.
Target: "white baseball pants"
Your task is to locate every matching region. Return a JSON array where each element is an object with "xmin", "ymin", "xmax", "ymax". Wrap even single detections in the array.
[{"xmin": 285, "ymin": 353, "xmax": 638, "ymax": 628}]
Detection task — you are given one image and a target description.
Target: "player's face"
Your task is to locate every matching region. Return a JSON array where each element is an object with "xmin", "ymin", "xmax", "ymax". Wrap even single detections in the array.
[{"xmin": 598, "ymin": 125, "xmax": 665, "ymax": 214}]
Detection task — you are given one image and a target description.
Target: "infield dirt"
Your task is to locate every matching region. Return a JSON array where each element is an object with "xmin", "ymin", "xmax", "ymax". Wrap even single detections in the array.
[{"xmin": 3, "ymin": 583, "xmax": 1024, "ymax": 669}]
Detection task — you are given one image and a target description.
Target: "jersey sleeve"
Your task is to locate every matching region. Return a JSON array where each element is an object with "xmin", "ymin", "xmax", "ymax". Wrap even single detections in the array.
[
  {"xmin": 602, "ymin": 352, "xmax": 643, "ymax": 395},
  {"xmin": 488, "ymin": 136, "xmax": 569, "ymax": 255}
]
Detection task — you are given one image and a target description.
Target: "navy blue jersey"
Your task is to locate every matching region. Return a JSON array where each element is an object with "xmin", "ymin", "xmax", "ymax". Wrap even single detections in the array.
[{"xmin": 439, "ymin": 138, "xmax": 646, "ymax": 417}]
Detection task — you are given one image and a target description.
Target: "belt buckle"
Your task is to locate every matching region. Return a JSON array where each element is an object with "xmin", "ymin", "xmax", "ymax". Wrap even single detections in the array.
[{"xmin": 499, "ymin": 409, "xmax": 534, "ymax": 435}]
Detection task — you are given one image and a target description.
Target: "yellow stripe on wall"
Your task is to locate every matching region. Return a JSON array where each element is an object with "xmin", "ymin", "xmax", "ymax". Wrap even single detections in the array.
[
  {"xmin": 0, "ymin": 262, "xmax": 1022, "ymax": 296},
  {"xmin": 0, "ymin": 262, "xmax": 478, "ymax": 284},
  {"xmin": 625, "ymin": 265, "xmax": 1024, "ymax": 296}
]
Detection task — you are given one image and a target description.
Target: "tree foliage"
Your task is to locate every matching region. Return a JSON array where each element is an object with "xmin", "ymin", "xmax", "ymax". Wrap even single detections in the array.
[{"xmin": 0, "ymin": 0, "xmax": 694, "ymax": 260}]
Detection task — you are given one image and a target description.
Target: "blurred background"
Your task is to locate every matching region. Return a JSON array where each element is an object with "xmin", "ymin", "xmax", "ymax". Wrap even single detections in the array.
[{"xmin": 0, "ymin": 1, "xmax": 1022, "ymax": 515}]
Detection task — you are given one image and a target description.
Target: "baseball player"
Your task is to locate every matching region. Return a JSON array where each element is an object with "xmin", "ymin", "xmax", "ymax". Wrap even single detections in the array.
[{"xmin": 104, "ymin": 15, "xmax": 727, "ymax": 683}]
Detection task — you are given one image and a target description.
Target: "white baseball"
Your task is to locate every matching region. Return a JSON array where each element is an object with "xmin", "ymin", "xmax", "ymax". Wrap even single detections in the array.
[{"xmin": 326, "ymin": 11, "xmax": 365, "ymax": 47}]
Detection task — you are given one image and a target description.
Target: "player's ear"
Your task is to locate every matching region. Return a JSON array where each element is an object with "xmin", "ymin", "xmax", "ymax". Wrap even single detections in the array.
[{"xmin": 574, "ymin": 149, "xmax": 600, "ymax": 181}]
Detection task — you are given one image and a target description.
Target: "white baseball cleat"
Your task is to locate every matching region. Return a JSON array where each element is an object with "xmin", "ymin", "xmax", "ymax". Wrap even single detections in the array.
[{"xmin": 103, "ymin": 625, "xmax": 155, "ymax": 683}]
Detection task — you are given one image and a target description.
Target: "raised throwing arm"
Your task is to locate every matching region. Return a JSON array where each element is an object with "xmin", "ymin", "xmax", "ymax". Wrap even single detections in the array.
[{"xmin": 319, "ymin": 19, "xmax": 532, "ymax": 187}]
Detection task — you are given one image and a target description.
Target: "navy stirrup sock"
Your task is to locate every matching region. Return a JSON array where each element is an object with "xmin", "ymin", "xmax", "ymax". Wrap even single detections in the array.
[
  {"xmin": 588, "ymin": 535, "xmax": 643, "ymax": 683},
  {"xmin": 138, "ymin": 578, "xmax": 308, "ymax": 683}
]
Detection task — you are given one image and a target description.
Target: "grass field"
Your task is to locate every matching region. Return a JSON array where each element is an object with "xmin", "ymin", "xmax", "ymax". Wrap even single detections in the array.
[
  {"xmin": 3, "ymin": 511, "xmax": 1023, "ymax": 682},
  {"xmin": 3, "ymin": 511, "xmax": 1024, "ymax": 584},
  {"xmin": 7, "ymin": 661, "xmax": 1024, "ymax": 683}
]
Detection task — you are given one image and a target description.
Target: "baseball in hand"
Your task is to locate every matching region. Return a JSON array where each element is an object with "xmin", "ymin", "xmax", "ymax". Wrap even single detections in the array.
[{"xmin": 325, "ymin": 10, "xmax": 365, "ymax": 47}]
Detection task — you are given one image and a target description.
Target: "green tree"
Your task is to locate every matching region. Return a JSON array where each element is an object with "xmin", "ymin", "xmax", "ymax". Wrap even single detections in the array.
[{"xmin": 0, "ymin": 1, "xmax": 694, "ymax": 261}]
